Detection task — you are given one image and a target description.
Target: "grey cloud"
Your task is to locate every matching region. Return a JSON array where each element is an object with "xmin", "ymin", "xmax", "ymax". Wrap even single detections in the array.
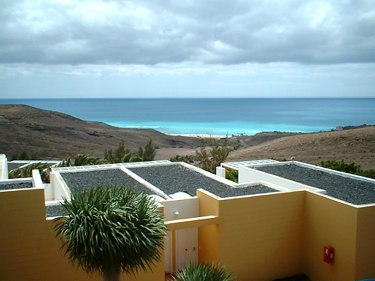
[{"xmin": 0, "ymin": 0, "xmax": 374, "ymax": 65}]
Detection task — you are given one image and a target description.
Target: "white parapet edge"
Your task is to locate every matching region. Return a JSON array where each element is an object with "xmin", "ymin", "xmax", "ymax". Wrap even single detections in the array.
[{"xmin": 0, "ymin": 154, "xmax": 8, "ymax": 180}]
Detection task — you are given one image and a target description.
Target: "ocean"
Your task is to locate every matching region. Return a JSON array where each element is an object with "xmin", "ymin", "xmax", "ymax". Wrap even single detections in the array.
[{"xmin": 1, "ymin": 98, "xmax": 375, "ymax": 136}]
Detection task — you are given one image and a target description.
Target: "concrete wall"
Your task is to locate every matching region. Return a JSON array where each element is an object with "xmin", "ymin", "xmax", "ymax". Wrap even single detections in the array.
[
  {"xmin": 1, "ymin": 181, "xmax": 374, "ymax": 281},
  {"xmin": 0, "ymin": 188, "xmax": 164, "ymax": 281},
  {"xmin": 218, "ymin": 191, "xmax": 305, "ymax": 281},
  {"xmin": 355, "ymin": 205, "xmax": 375, "ymax": 280},
  {"xmin": 0, "ymin": 154, "xmax": 8, "ymax": 180},
  {"xmin": 197, "ymin": 190, "xmax": 220, "ymax": 263},
  {"xmin": 197, "ymin": 189, "xmax": 375, "ymax": 281},
  {"xmin": 302, "ymin": 192, "xmax": 358, "ymax": 281},
  {"xmin": 49, "ymin": 171, "xmax": 71, "ymax": 201}
]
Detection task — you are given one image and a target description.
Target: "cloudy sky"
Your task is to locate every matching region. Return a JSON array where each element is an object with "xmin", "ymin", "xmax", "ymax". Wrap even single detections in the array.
[{"xmin": 1, "ymin": 0, "xmax": 375, "ymax": 98}]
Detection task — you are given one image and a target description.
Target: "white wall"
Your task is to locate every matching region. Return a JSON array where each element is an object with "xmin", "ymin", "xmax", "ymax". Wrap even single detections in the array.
[
  {"xmin": 49, "ymin": 171, "xmax": 71, "ymax": 201},
  {"xmin": 216, "ymin": 167, "xmax": 226, "ymax": 178},
  {"xmin": 0, "ymin": 154, "xmax": 8, "ymax": 180}
]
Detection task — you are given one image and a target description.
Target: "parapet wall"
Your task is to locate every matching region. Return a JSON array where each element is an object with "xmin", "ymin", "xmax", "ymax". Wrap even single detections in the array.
[
  {"xmin": 0, "ymin": 187, "xmax": 164, "ymax": 281},
  {"xmin": 0, "ymin": 154, "xmax": 8, "ymax": 180},
  {"xmin": 1, "ymin": 177, "xmax": 374, "ymax": 281}
]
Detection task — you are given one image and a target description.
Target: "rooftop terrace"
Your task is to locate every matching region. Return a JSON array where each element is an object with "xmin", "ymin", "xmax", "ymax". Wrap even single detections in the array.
[
  {"xmin": 129, "ymin": 163, "xmax": 277, "ymax": 198},
  {"xmin": 60, "ymin": 169, "xmax": 153, "ymax": 195},
  {"xmin": 0, "ymin": 179, "xmax": 33, "ymax": 191},
  {"xmin": 255, "ymin": 163, "xmax": 375, "ymax": 205},
  {"xmin": 45, "ymin": 204, "xmax": 67, "ymax": 218}
]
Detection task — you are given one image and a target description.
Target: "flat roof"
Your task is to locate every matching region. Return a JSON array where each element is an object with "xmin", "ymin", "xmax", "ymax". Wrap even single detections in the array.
[
  {"xmin": 60, "ymin": 169, "xmax": 153, "ymax": 195},
  {"xmin": 129, "ymin": 163, "xmax": 277, "ymax": 198},
  {"xmin": 8, "ymin": 160, "xmax": 61, "ymax": 171},
  {"xmin": 46, "ymin": 204, "xmax": 67, "ymax": 218},
  {"xmin": 0, "ymin": 180, "xmax": 33, "ymax": 191},
  {"xmin": 255, "ymin": 163, "xmax": 375, "ymax": 205},
  {"xmin": 8, "ymin": 162, "xmax": 26, "ymax": 171}
]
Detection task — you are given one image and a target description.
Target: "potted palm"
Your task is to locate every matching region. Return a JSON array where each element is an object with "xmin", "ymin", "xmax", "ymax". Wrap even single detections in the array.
[{"xmin": 54, "ymin": 186, "xmax": 166, "ymax": 281}]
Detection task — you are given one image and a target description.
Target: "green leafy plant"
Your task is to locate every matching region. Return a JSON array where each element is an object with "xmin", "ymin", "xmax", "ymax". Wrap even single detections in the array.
[
  {"xmin": 225, "ymin": 168, "xmax": 238, "ymax": 183},
  {"xmin": 137, "ymin": 139, "xmax": 156, "ymax": 161},
  {"xmin": 53, "ymin": 186, "xmax": 166, "ymax": 281},
  {"xmin": 321, "ymin": 159, "xmax": 375, "ymax": 179},
  {"xmin": 60, "ymin": 154, "xmax": 103, "ymax": 167},
  {"xmin": 172, "ymin": 263, "xmax": 234, "ymax": 281},
  {"xmin": 321, "ymin": 159, "xmax": 362, "ymax": 174},
  {"xmin": 9, "ymin": 162, "xmax": 52, "ymax": 183},
  {"xmin": 170, "ymin": 154, "xmax": 196, "ymax": 164},
  {"xmin": 105, "ymin": 140, "xmax": 155, "ymax": 163}
]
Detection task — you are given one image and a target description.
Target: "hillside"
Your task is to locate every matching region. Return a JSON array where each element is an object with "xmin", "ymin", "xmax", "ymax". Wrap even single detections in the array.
[
  {"xmin": 1, "ymin": 104, "xmax": 374, "ymax": 170},
  {"xmin": 0, "ymin": 104, "xmax": 202, "ymax": 160},
  {"xmin": 229, "ymin": 127, "xmax": 375, "ymax": 170}
]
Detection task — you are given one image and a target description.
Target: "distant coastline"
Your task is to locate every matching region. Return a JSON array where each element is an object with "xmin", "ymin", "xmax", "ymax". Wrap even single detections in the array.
[
  {"xmin": 1, "ymin": 104, "xmax": 375, "ymax": 171},
  {"xmin": 1, "ymin": 98, "xmax": 375, "ymax": 136}
]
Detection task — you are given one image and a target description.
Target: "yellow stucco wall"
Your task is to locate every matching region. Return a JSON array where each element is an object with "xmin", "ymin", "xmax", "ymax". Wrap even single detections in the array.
[
  {"xmin": 302, "ymin": 192, "xmax": 358, "ymax": 281},
  {"xmin": 2, "ymin": 186, "xmax": 375, "ymax": 281},
  {"xmin": 355, "ymin": 205, "xmax": 375, "ymax": 280},
  {"xmin": 0, "ymin": 188, "xmax": 164, "ymax": 281},
  {"xmin": 197, "ymin": 190, "xmax": 220, "ymax": 262},
  {"xmin": 216, "ymin": 191, "xmax": 305, "ymax": 281}
]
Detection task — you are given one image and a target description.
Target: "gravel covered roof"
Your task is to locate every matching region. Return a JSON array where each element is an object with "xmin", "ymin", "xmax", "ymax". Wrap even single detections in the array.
[
  {"xmin": 60, "ymin": 169, "xmax": 153, "ymax": 195},
  {"xmin": 7, "ymin": 162, "xmax": 26, "ymax": 171},
  {"xmin": 255, "ymin": 163, "xmax": 375, "ymax": 205},
  {"xmin": 0, "ymin": 181, "xmax": 33, "ymax": 190},
  {"xmin": 46, "ymin": 204, "xmax": 68, "ymax": 218},
  {"xmin": 129, "ymin": 164, "xmax": 277, "ymax": 198}
]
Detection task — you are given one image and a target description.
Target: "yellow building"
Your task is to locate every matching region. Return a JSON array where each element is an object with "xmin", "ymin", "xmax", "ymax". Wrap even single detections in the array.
[{"xmin": 0, "ymin": 155, "xmax": 374, "ymax": 281}]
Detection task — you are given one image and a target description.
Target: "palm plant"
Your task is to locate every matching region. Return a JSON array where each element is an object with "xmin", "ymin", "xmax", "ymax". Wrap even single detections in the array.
[
  {"xmin": 53, "ymin": 186, "xmax": 166, "ymax": 281},
  {"xmin": 138, "ymin": 139, "xmax": 156, "ymax": 161},
  {"xmin": 9, "ymin": 162, "xmax": 51, "ymax": 183},
  {"xmin": 172, "ymin": 263, "xmax": 234, "ymax": 281}
]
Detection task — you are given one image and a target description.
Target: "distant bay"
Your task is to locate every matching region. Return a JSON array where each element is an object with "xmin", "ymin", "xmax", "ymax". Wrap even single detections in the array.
[{"xmin": 1, "ymin": 98, "xmax": 375, "ymax": 136}]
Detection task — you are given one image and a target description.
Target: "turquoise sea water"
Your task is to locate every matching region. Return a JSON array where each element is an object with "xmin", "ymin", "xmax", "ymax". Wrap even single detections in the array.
[{"xmin": 1, "ymin": 98, "xmax": 375, "ymax": 136}]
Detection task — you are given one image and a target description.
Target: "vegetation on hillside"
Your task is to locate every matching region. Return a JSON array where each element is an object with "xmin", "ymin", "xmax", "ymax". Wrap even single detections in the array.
[
  {"xmin": 321, "ymin": 159, "xmax": 375, "ymax": 179},
  {"xmin": 171, "ymin": 138, "xmax": 236, "ymax": 174},
  {"xmin": 104, "ymin": 139, "xmax": 155, "ymax": 163},
  {"xmin": 8, "ymin": 140, "xmax": 157, "ymax": 182},
  {"xmin": 60, "ymin": 154, "xmax": 104, "ymax": 167},
  {"xmin": 195, "ymin": 139, "xmax": 231, "ymax": 173},
  {"xmin": 11, "ymin": 151, "xmax": 38, "ymax": 160}
]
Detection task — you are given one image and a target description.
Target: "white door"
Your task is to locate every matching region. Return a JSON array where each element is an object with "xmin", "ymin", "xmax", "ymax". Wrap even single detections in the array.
[{"xmin": 175, "ymin": 227, "xmax": 198, "ymax": 271}]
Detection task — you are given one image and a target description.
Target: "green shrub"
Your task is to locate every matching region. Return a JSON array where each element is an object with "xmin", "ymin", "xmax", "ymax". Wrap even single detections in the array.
[
  {"xmin": 195, "ymin": 138, "xmax": 231, "ymax": 174},
  {"xmin": 172, "ymin": 263, "xmax": 234, "ymax": 281},
  {"xmin": 225, "ymin": 168, "xmax": 238, "ymax": 183},
  {"xmin": 321, "ymin": 159, "xmax": 375, "ymax": 179}
]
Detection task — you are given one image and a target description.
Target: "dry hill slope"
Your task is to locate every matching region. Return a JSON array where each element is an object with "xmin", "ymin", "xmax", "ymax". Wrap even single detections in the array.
[
  {"xmin": 229, "ymin": 127, "xmax": 375, "ymax": 170},
  {"xmin": 0, "ymin": 104, "xmax": 201, "ymax": 160},
  {"xmin": 1, "ymin": 104, "xmax": 374, "ymax": 169}
]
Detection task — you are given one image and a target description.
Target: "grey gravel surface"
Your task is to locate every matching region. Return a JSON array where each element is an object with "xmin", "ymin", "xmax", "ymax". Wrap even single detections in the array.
[
  {"xmin": 60, "ymin": 169, "xmax": 152, "ymax": 195},
  {"xmin": 129, "ymin": 164, "xmax": 277, "ymax": 198},
  {"xmin": 0, "ymin": 181, "xmax": 33, "ymax": 190},
  {"xmin": 8, "ymin": 162, "xmax": 26, "ymax": 171},
  {"xmin": 256, "ymin": 164, "xmax": 375, "ymax": 205},
  {"xmin": 46, "ymin": 204, "xmax": 68, "ymax": 218}
]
